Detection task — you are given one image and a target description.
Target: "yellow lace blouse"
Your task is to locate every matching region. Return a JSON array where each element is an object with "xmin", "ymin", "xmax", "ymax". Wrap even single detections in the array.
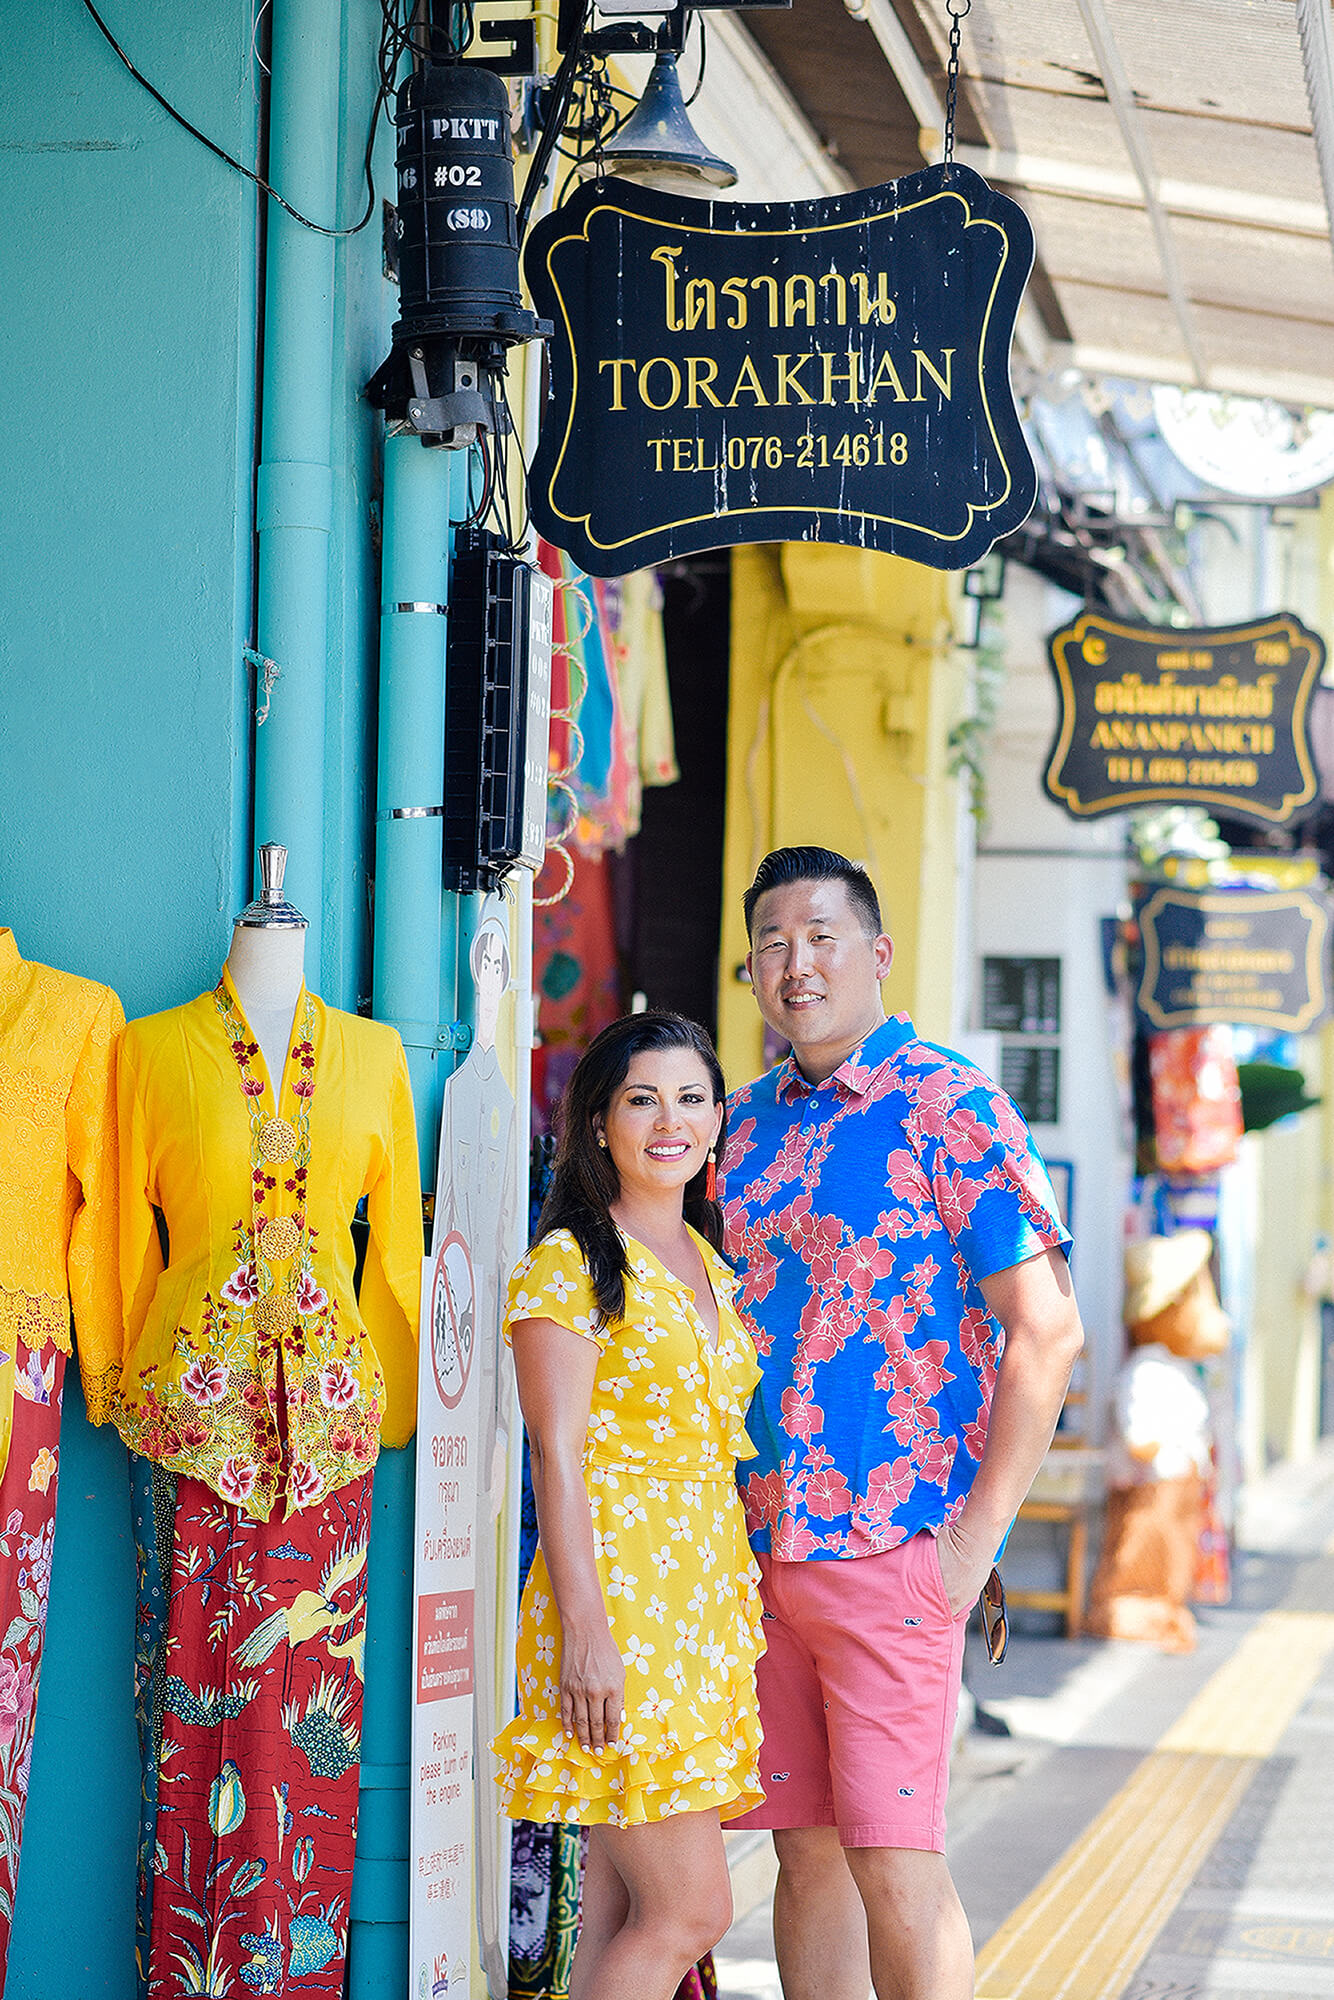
[
  {"xmin": 0, "ymin": 928, "xmax": 123, "ymax": 1470},
  {"xmin": 117, "ymin": 969, "xmax": 422, "ymax": 1520}
]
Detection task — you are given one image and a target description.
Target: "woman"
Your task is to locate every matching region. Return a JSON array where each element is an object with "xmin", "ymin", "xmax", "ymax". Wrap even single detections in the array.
[{"xmin": 493, "ymin": 1012, "xmax": 764, "ymax": 2000}]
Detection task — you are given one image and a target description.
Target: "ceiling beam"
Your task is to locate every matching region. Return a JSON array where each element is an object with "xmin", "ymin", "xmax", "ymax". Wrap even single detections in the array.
[
  {"xmin": 1073, "ymin": 0, "xmax": 1208, "ymax": 387},
  {"xmin": 1295, "ymin": 0, "xmax": 1334, "ymax": 279},
  {"xmin": 842, "ymin": 0, "xmax": 944, "ymax": 155},
  {"xmin": 1049, "ymin": 340, "xmax": 1334, "ymax": 414},
  {"xmin": 954, "ymin": 144, "xmax": 1330, "ymax": 241}
]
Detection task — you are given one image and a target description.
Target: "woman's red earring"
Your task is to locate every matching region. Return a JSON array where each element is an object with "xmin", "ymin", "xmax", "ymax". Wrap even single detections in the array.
[{"xmin": 705, "ymin": 1149, "xmax": 717, "ymax": 1202}]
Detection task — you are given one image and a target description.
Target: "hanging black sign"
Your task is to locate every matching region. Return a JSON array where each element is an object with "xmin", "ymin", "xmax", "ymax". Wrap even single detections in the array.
[
  {"xmin": 523, "ymin": 164, "xmax": 1036, "ymax": 577},
  {"xmin": 1135, "ymin": 886, "xmax": 1331, "ymax": 1033},
  {"xmin": 1044, "ymin": 611, "xmax": 1324, "ymax": 826}
]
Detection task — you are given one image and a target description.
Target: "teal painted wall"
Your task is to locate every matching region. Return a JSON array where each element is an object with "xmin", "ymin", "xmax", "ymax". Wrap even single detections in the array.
[
  {"xmin": 0, "ymin": 3, "xmax": 407, "ymax": 1989},
  {"xmin": 2, "ymin": 7, "xmax": 261, "ymax": 1991},
  {"xmin": 0, "ymin": 0, "xmax": 259, "ymax": 1016}
]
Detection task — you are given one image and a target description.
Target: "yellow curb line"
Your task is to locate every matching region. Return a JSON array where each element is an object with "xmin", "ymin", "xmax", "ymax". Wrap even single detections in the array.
[{"xmin": 973, "ymin": 1611, "xmax": 1334, "ymax": 2000}]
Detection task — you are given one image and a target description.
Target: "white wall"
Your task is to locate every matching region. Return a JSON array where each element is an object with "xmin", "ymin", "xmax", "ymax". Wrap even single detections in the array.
[{"xmin": 970, "ymin": 564, "xmax": 1133, "ymax": 1441}]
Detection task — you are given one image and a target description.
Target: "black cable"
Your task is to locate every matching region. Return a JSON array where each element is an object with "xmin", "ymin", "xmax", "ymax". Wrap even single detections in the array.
[
  {"xmin": 515, "ymin": 2, "xmax": 589, "ymax": 244},
  {"xmin": 684, "ymin": 16, "xmax": 708, "ymax": 107},
  {"xmin": 464, "ymin": 433, "xmax": 494, "ymax": 527},
  {"xmin": 498, "ymin": 370, "xmax": 532, "ymax": 554},
  {"xmin": 80, "ymin": 0, "xmax": 386, "ymax": 236}
]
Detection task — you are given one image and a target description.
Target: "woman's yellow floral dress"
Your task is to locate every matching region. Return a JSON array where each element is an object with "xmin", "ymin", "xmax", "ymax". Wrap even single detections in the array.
[{"xmin": 493, "ymin": 1226, "xmax": 766, "ymax": 1827}]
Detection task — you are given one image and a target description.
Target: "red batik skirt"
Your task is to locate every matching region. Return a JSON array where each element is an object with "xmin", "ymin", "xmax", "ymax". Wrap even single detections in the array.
[
  {"xmin": 0, "ymin": 1340, "xmax": 66, "ymax": 1987},
  {"xmin": 134, "ymin": 1466, "xmax": 372, "ymax": 1998}
]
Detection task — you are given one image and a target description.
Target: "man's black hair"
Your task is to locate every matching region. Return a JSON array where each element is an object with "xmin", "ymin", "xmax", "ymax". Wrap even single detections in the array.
[{"xmin": 743, "ymin": 846, "xmax": 883, "ymax": 942}]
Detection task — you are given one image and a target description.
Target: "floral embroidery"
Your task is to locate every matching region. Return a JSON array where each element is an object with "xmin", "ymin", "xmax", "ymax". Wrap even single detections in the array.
[
  {"xmin": 721, "ymin": 1014, "xmax": 1070, "ymax": 1561},
  {"xmin": 215, "ymin": 984, "xmax": 320, "ymax": 1337},
  {"xmin": 182, "ymin": 1356, "xmax": 230, "ymax": 1406},
  {"xmin": 219, "ymin": 1456, "xmax": 259, "ymax": 1504},
  {"xmin": 318, "ymin": 1364, "xmax": 358, "ymax": 1411},
  {"xmin": 222, "ymin": 1262, "xmax": 260, "ymax": 1306},
  {"xmin": 26, "ymin": 1449, "xmax": 56, "ymax": 1496},
  {"xmin": 115, "ymin": 991, "xmax": 391, "ymax": 1521}
]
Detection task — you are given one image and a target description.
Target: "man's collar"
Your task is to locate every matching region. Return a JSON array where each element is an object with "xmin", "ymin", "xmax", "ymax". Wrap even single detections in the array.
[
  {"xmin": 0, "ymin": 929, "xmax": 20, "ymax": 987},
  {"xmin": 776, "ymin": 1013, "xmax": 915, "ymax": 1101}
]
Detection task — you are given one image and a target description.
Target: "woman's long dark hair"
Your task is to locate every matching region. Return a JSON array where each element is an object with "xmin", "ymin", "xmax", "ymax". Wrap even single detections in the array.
[{"xmin": 537, "ymin": 1011, "xmax": 728, "ymax": 1328}]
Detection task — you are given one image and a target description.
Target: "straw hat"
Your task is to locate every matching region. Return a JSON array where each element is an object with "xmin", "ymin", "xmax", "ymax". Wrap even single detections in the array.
[{"xmin": 1123, "ymin": 1230, "xmax": 1212, "ymax": 1328}]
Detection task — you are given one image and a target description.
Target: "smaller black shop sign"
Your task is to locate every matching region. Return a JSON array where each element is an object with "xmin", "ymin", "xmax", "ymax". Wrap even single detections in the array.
[
  {"xmin": 1135, "ymin": 886, "xmax": 1332, "ymax": 1034},
  {"xmin": 523, "ymin": 163, "xmax": 1037, "ymax": 577},
  {"xmin": 982, "ymin": 955, "xmax": 1061, "ymax": 1036},
  {"xmin": 1044, "ymin": 612, "xmax": 1325, "ymax": 827},
  {"xmin": 1000, "ymin": 1043, "xmax": 1060, "ymax": 1126}
]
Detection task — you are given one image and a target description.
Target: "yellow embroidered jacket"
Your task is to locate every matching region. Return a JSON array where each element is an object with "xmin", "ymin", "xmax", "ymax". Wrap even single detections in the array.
[
  {"xmin": 117, "ymin": 970, "xmax": 422, "ymax": 1520},
  {"xmin": 0, "ymin": 928, "xmax": 123, "ymax": 1472}
]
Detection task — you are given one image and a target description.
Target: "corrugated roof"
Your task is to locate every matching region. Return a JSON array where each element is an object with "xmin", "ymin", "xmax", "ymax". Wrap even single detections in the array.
[{"xmin": 744, "ymin": 0, "xmax": 1334, "ymax": 408}]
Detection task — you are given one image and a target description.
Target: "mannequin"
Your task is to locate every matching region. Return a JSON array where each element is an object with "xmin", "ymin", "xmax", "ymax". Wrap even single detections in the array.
[
  {"xmin": 0, "ymin": 926, "xmax": 122, "ymax": 1994},
  {"xmin": 1088, "ymin": 1232, "xmax": 1228, "ymax": 1654},
  {"xmin": 118, "ymin": 847, "xmax": 422, "ymax": 1999},
  {"xmin": 224, "ymin": 842, "xmax": 307, "ymax": 1084}
]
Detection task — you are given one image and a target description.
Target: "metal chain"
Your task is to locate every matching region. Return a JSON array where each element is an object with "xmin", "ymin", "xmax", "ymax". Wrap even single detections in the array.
[
  {"xmin": 581, "ymin": 51, "xmax": 616, "ymax": 182},
  {"xmin": 942, "ymin": 0, "xmax": 972, "ymax": 167}
]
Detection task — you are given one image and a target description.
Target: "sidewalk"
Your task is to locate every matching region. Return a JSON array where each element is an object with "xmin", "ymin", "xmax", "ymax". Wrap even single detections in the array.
[{"xmin": 714, "ymin": 1442, "xmax": 1334, "ymax": 2000}]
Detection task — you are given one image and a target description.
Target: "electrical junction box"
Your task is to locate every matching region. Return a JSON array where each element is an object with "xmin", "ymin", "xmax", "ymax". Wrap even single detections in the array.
[{"xmin": 444, "ymin": 532, "xmax": 554, "ymax": 893}]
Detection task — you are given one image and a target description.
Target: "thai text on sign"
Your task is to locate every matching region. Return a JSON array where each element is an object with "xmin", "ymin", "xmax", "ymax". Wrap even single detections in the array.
[
  {"xmin": 1044, "ymin": 611, "xmax": 1324, "ymax": 825},
  {"xmin": 524, "ymin": 163, "xmax": 1037, "ymax": 575},
  {"xmin": 1135, "ymin": 886, "xmax": 1331, "ymax": 1033}
]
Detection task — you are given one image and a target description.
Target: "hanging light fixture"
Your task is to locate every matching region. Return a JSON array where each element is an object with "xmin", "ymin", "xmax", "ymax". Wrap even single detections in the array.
[{"xmin": 589, "ymin": 50, "xmax": 736, "ymax": 192}]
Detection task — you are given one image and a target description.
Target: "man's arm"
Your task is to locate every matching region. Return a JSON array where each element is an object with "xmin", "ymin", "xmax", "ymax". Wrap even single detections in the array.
[{"xmin": 935, "ymin": 1245, "xmax": 1085, "ymax": 1617}]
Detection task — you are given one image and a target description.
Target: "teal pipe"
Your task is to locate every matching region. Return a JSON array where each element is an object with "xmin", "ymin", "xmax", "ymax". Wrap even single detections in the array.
[
  {"xmin": 357, "ymin": 439, "xmax": 477, "ymax": 1993},
  {"xmin": 347, "ymin": 1438, "xmax": 416, "ymax": 1992},
  {"xmin": 372, "ymin": 442, "xmax": 471, "ymax": 1163},
  {"xmin": 253, "ymin": 0, "xmax": 340, "ymax": 975}
]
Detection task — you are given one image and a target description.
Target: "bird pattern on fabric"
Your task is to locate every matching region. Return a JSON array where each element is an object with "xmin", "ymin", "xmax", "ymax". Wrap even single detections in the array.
[
  {"xmin": 134, "ymin": 1473, "xmax": 371, "ymax": 1997},
  {"xmin": 233, "ymin": 1536, "xmax": 368, "ymax": 1678}
]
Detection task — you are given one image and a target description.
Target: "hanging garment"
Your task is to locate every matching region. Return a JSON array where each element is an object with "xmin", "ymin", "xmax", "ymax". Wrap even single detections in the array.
[
  {"xmin": 616, "ymin": 570, "xmax": 678, "ymax": 791},
  {"xmin": 532, "ymin": 856, "xmax": 623, "ymax": 1137},
  {"xmin": 0, "ymin": 1337, "xmax": 66, "ymax": 1987},
  {"xmin": 591, "ymin": 576, "xmax": 641, "ymax": 852},
  {"xmin": 134, "ymin": 1463, "xmax": 372, "ymax": 1998},
  {"xmin": 0, "ymin": 928, "xmax": 121, "ymax": 1989},
  {"xmin": 508, "ymin": 1821, "xmax": 584, "ymax": 2000},
  {"xmin": 1148, "ymin": 1027, "xmax": 1243, "ymax": 1176},
  {"xmin": 0, "ymin": 927, "xmax": 122, "ymax": 1450},
  {"xmin": 117, "ymin": 972, "xmax": 422, "ymax": 1520}
]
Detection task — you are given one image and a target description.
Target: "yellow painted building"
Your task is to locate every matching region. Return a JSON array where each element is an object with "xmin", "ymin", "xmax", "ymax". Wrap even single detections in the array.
[{"xmin": 717, "ymin": 542, "xmax": 966, "ymax": 1083}]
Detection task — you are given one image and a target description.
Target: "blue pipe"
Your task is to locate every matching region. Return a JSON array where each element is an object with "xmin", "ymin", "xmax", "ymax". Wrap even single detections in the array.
[
  {"xmin": 252, "ymin": 0, "xmax": 339, "ymax": 976},
  {"xmin": 372, "ymin": 442, "xmax": 471, "ymax": 1162},
  {"xmin": 356, "ymin": 438, "xmax": 474, "ymax": 1994},
  {"xmin": 348, "ymin": 1437, "xmax": 417, "ymax": 1997}
]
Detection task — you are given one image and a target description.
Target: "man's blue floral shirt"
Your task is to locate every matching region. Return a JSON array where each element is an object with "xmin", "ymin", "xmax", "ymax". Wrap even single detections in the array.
[{"xmin": 720, "ymin": 1015, "xmax": 1071, "ymax": 1560}]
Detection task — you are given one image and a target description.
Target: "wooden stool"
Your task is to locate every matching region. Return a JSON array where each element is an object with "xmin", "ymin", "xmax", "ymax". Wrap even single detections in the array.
[
  {"xmin": 1006, "ymin": 1495, "xmax": 1091, "ymax": 1638},
  {"xmin": 1006, "ymin": 1393, "xmax": 1100, "ymax": 1639}
]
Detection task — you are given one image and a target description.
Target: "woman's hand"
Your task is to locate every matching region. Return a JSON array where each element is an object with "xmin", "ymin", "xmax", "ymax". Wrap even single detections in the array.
[
  {"xmin": 559, "ymin": 1622, "xmax": 626, "ymax": 1752},
  {"xmin": 512, "ymin": 1316, "xmax": 624, "ymax": 1754}
]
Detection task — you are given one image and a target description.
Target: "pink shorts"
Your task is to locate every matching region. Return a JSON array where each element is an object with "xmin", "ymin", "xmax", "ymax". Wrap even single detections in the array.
[{"xmin": 730, "ymin": 1531, "xmax": 968, "ymax": 1850}]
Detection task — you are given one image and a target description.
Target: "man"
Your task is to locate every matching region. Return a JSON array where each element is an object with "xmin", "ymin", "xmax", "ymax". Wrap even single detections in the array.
[{"xmin": 719, "ymin": 846, "xmax": 1083, "ymax": 2000}]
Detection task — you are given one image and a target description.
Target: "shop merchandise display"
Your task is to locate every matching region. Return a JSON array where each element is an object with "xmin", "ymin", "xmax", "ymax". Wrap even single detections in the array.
[
  {"xmin": 0, "ymin": 928, "xmax": 122, "ymax": 1986},
  {"xmin": 118, "ymin": 858, "xmax": 421, "ymax": 1996},
  {"xmin": 1088, "ymin": 1231, "xmax": 1229, "ymax": 1653},
  {"xmin": 1148, "ymin": 1027, "xmax": 1243, "ymax": 1176}
]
